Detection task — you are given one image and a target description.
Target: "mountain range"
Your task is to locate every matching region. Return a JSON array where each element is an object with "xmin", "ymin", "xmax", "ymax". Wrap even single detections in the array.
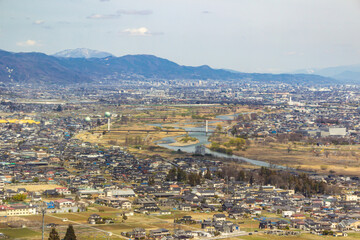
[
  {"xmin": 294, "ymin": 65, "xmax": 360, "ymax": 83},
  {"xmin": 0, "ymin": 48, "xmax": 335, "ymax": 85},
  {"xmin": 53, "ymin": 48, "xmax": 114, "ymax": 59}
]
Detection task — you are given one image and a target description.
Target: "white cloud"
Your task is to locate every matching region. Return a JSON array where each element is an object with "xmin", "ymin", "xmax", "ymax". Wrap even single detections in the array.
[
  {"xmin": 285, "ymin": 51, "xmax": 297, "ymax": 56},
  {"xmin": 118, "ymin": 10, "xmax": 152, "ymax": 15},
  {"xmin": 33, "ymin": 20, "xmax": 44, "ymax": 25},
  {"xmin": 284, "ymin": 51, "xmax": 304, "ymax": 56},
  {"xmin": 121, "ymin": 27, "xmax": 163, "ymax": 36},
  {"xmin": 87, "ymin": 9, "xmax": 152, "ymax": 19},
  {"xmin": 87, "ymin": 13, "xmax": 118, "ymax": 19},
  {"xmin": 16, "ymin": 40, "xmax": 39, "ymax": 47}
]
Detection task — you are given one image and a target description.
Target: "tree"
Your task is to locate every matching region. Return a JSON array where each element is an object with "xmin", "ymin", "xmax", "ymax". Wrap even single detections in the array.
[
  {"xmin": 12, "ymin": 193, "xmax": 26, "ymax": 201},
  {"xmin": 64, "ymin": 225, "xmax": 77, "ymax": 240},
  {"xmin": 33, "ymin": 177, "xmax": 39, "ymax": 183},
  {"xmin": 249, "ymin": 175, "xmax": 254, "ymax": 185},
  {"xmin": 204, "ymin": 167, "xmax": 212, "ymax": 180},
  {"xmin": 177, "ymin": 168, "xmax": 187, "ymax": 182},
  {"xmin": 166, "ymin": 167, "xmax": 177, "ymax": 181},
  {"xmin": 188, "ymin": 172, "xmax": 201, "ymax": 186},
  {"xmin": 48, "ymin": 227, "xmax": 60, "ymax": 240},
  {"xmin": 237, "ymin": 170, "xmax": 245, "ymax": 181},
  {"xmin": 56, "ymin": 105, "xmax": 63, "ymax": 112},
  {"xmin": 148, "ymin": 176, "xmax": 155, "ymax": 186},
  {"xmin": 123, "ymin": 215, "xmax": 128, "ymax": 221}
]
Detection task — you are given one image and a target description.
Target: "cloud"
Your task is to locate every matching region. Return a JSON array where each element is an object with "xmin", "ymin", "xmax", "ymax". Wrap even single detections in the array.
[
  {"xmin": 285, "ymin": 51, "xmax": 304, "ymax": 56},
  {"xmin": 118, "ymin": 10, "xmax": 152, "ymax": 15},
  {"xmin": 33, "ymin": 20, "xmax": 45, "ymax": 25},
  {"xmin": 87, "ymin": 13, "xmax": 118, "ymax": 19},
  {"xmin": 16, "ymin": 40, "xmax": 40, "ymax": 47},
  {"xmin": 87, "ymin": 9, "xmax": 152, "ymax": 19},
  {"xmin": 121, "ymin": 27, "xmax": 162, "ymax": 36},
  {"xmin": 58, "ymin": 21, "xmax": 71, "ymax": 24},
  {"xmin": 122, "ymin": 27, "xmax": 151, "ymax": 36}
]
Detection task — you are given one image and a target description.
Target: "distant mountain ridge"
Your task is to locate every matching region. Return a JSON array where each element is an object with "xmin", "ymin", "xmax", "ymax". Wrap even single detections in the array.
[
  {"xmin": 294, "ymin": 64, "xmax": 360, "ymax": 83},
  {"xmin": 53, "ymin": 48, "xmax": 114, "ymax": 58},
  {"xmin": 0, "ymin": 49, "xmax": 335, "ymax": 85}
]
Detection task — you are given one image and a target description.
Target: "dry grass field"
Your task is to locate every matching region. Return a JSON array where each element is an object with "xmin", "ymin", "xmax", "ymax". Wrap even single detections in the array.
[
  {"xmin": 5, "ymin": 184, "xmax": 63, "ymax": 192},
  {"xmin": 75, "ymin": 104, "xmax": 360, "ymax": 175},
  {"xmin": 232, "ymin": 141, "xmax": 360, "ymax": 175},
  {"xmin": 230, "ymin": 232, "xmax": 360, "ymax": 240},
  {"xmin": 75, "ymin": 105, "xmax": 256, "ymax": 159}
]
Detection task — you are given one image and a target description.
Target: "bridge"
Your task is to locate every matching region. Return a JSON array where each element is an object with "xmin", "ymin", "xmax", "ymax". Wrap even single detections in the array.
[
  {"xmin": 91, "ymin": 129, "xmax": 228, "ymax": 134},
  {"xmin": 136, "ymin": 117, "xmax": 239, "ymax": 122}
]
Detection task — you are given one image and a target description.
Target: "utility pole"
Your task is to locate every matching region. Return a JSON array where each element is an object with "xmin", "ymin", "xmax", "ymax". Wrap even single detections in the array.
[
  {"xmin": 41, "ymin": 203, "xmax": 46, "ymax": 240},
  {"xmin": 205, "ymin": 120, "xmax": 208, "ymax": 135}
]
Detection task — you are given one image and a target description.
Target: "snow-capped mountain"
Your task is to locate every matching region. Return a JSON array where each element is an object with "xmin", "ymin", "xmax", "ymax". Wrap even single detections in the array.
[{"xmin": 53, "ymin": 48, "xmax": 114, "ymax": 58}]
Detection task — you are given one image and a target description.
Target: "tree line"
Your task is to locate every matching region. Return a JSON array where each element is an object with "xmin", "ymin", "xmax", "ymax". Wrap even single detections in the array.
[
  {"xmin": 165, "ymin": 164, "xmax": 340, "ymax": 196},
  {"xmin": 49, "ymin": 225, "xmax": 76, "ymax": 240},
  {"xmin": 216, "ymin": 166, "xmax": 340, "ymax": 197},
  {"xmin": 165, "ymin": 167, "xmax": 212, "ymax": 186}
]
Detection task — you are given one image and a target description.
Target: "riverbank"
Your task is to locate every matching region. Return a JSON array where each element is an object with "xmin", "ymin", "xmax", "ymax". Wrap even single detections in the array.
[{"xmin": 169, "ymin": 139, "xmax": 199, "ymax": 147}]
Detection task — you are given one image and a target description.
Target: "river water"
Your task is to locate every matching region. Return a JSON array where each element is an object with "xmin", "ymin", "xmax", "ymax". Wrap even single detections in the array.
[{"xmin": 153, "ymin": 113, "xmax": 285, "ymax": 169}]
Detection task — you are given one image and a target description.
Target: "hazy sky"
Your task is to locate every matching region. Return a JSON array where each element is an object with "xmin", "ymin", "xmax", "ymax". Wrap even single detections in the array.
[{"xmin": 1, "ymin": 0, "xmax": 360, "ymax": 73}]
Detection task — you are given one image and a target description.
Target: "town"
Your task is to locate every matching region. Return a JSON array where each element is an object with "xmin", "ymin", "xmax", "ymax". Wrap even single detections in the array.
[{"xmin": 0, "ymin": 82, "xmax": 358, "ymax": 240}]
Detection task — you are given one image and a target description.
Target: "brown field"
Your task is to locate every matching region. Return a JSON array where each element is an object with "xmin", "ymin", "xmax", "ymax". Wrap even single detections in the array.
[
  {"xmin": 5, "ymin": 184, "xmax": 63, "ymax": 192},
  {"xmin": 74, "ymin": 104, "xmax": 360, "ymax": 175},
  {"xmin": 228, "ymin": 232, "xmax": 360, "ymax": 240},
  {"xmin": 2, "ymin": 203, "xmax": 360, "ymax": 240},
  {"xmin": 10, "ymin": 208, "xmax": 220, "ymax": 239},
  {"xmin": 232, "ymin": 142, "xmax": 360, "ymax": 175},
  {"xmin": 75, "ymin": 105, "xmax": 257, "ymax": 159}
]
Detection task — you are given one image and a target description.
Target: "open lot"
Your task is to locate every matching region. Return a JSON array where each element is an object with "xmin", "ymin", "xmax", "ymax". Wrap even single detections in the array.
[{"xmin": 5, "ymin": 184, "xmax": 63, "ymax": 192}]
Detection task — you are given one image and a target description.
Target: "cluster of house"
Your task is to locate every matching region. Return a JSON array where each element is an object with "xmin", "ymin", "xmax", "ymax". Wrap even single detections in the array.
[
  {"xmin": 0, "ymin": 109, "xmax": 359, "ymax": 238},
  {"xmin": 231, "ymin": 94, "xmax": 360, "ymax": 144},
  {"xmin": 122, "ymin": 227, "xmax": 213, "ymax": 239},
  {"xmin": 121, "ymin": 214, "xmax": 242, "ymax": 239},
  {"xmin": 0, "ymin": 148, "xmax": 359, "ymax": 233}
]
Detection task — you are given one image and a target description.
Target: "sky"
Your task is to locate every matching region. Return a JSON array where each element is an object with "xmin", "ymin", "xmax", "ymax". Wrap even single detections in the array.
[{"xmin": 1, "ymin": 0, "xmax": 360, "ymax": 73}]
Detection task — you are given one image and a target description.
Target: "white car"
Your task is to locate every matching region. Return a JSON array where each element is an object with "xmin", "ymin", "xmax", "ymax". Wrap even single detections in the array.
[{"xmin": 62, "ymin": 218, "xmax": 68, "ymax": 222}]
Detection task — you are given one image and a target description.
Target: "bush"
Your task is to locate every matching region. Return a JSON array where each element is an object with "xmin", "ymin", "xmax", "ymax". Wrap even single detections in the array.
[
  {"xmin": 320, "ymin": 165, "xmax": 328, "ymax": 170},
  {"xmin": 210, "ymin": 143, "xmax": 233, "ymax": 155},
  {"xmin": 12, "ymin": 194, "xmax": 26, "ymax": 202}
]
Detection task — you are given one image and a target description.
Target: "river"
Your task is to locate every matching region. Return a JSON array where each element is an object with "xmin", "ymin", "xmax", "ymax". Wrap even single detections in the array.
[{"xmin": 153, "ymin": 113, "xmax": 286, "ymax": 169}]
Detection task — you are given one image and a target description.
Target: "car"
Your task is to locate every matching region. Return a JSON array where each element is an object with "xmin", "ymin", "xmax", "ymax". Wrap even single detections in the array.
[{"xmin": 62, "ymin": 218, "xmax": 68, "ymax": 222}]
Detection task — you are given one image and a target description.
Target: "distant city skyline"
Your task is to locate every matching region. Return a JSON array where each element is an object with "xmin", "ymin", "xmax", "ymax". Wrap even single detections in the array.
[{"xmin": 1, "ymin": 0, "xmax": 360, "ymax": 73}]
